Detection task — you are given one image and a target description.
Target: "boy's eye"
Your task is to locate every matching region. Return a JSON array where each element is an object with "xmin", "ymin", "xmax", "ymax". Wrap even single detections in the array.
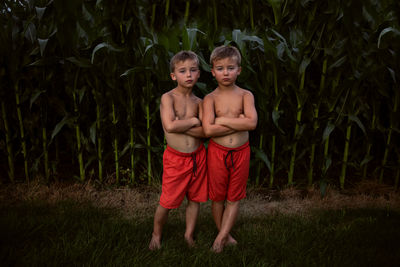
[{"xmin": 190, "ymin": 68, "xmax": 198, "ymax": 72}]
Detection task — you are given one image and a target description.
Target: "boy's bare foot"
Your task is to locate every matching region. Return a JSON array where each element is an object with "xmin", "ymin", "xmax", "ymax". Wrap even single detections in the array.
[
  {"xmin": 226, "ymin": 234, "xmax": 238, "ymax": 246},
  {"xmin": 211, "ymin": 236, "xmax": 227, "ymax": 253},
  {"xmin": 185, "ymin": 236, "xmax": 196, "ymax": 248},
  {"xmin": 149, "ymin": 234, "xmax": 161, "ymax": 250}
]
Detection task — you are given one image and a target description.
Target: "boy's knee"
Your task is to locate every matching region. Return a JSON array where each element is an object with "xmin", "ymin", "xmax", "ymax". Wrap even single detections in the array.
[
  {"xmin": 226, "ymin": 200, "xmax": 240, "ymax": 207},
  {"xmin": 187, "ymin": 200, "xmax": 200, "ymax": 206}
]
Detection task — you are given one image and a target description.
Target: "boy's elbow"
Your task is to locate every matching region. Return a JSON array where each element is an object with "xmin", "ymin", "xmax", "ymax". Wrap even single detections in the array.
[
  {"xmin": 164, "ymin": 124, "xmax": 174, "ymax": 133},
  {"xmin": 249, "ymin": 119, "xmax": 258, "ymax": 130}
]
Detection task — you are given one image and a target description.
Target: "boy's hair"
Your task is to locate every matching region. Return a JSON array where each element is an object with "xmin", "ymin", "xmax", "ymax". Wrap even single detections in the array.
[
  {"xmin": 210, "ymin": 45, "xmax": 241, "ymax": 66},
  {"xmin": 170, "ymin": 51, "xmax": 199, "ymax": 72}
]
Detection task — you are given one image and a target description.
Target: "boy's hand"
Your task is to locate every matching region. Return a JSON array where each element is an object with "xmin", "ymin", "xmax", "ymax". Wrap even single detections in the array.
[
  {"xmin": 191, "ymin": 117, "xmax": 201, "ymax": 127},
  {"xmin": 214, "ymin": 117, "xmax": 224, "ymax": 125},
  {"xmin": 175, "ymin": 116, "xmax": 201, "ymax": 127}
]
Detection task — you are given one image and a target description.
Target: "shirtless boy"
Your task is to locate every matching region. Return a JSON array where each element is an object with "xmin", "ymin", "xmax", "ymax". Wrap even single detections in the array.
[
  {"xmin": 202, "ymin": 45, "xmax": 258, "ymax": 253},
  {"xmin": 149, "ymin": 51, "xmax": 207, "ymax": 250}
]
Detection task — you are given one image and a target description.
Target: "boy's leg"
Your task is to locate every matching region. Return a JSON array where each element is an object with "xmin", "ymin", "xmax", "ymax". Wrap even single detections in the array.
[
  {"xmin": 149, "ymin": 204, "xmax": 170, "ymax": 250},
  {"xmin": 212, "ymin": 200, "xmax": 240, "ymax": 253},
  {"xmin": 212, "ymin": 200, "xmax": 238, "ymax": 250},
  {"xmin": 184, "ymin": 200, "xmax": 200, "ymax": 247},
  {"xmin": 211, "ymin": 200, "xmax": 224, "ymax": 230}
]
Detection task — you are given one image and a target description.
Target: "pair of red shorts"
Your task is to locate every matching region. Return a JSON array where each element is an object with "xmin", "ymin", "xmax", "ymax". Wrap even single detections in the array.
[
  {"xmin": 207, "ymin": 139, "xmax": 250, "ymax": 202},
  {"xmin": 159, "ymin": 144, "xmax": 208, "ymax": 209}
]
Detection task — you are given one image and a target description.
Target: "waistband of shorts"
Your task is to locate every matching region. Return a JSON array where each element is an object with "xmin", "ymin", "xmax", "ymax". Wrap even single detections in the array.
[
  {"xmin": 209, "ymin": 139, "xmax": 249, "ymax": 152},
  {"xmin": 166, "ymin": 143, "xmax": 205, "ymax": 157}
]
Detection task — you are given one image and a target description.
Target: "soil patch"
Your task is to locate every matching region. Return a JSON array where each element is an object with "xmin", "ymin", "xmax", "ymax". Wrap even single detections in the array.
[{"xmin": 1, "ymin": 180, "xmax": 399, "ymax": 219}]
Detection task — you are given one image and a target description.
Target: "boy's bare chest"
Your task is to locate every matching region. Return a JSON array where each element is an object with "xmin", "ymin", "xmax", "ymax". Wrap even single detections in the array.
[
  {"xmin": 173, "ymin": 98, "xmax": 198, "ymax": 119},
  {"xmin": 214, "ymin": 95, "xmax": 243, "ymax": 117}
]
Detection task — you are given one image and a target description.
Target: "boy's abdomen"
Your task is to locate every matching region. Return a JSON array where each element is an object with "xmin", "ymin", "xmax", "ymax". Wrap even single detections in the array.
[
  {"xmin": 212, "ymin": 131, "xmax": 249, "ymax": 148},
  {"xmin": 165, "ymin": 132, "xmax": 201, "ymax": 153}
]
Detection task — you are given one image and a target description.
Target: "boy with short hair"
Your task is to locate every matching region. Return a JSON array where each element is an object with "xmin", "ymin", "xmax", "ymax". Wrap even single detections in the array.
[
  {"xmin": 149, "ymin": 51, "xmax": 207, "ymax": 250},
  {"xmin": 202, "ymin": 45, "xmax": 258, "ymax": 253}
]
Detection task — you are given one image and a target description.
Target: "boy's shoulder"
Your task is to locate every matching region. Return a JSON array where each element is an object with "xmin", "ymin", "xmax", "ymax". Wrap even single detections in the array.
[
  {"xmin": 204, "ymin": 87, "xmax": 219, "ymax": 99},
  {"xmin": 192, "ymin": 94, "xmax": 202, "ymax": 103},
  {"xmin": 233, "ymin": 85, "xmax": 252, "ymax": 93},
  {"xmin": 161, "ymin": 90, "xmax": 173, "ymax": 100}
]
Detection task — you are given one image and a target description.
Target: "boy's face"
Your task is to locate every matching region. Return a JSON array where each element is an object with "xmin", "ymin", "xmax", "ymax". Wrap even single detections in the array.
[
  {"xmin": 211, "ymin": 57, "xmax": 241, "ymax": 86},
  {"xmin": 170, "ymin": 59, "xmax": 200, "ymax": 88}
]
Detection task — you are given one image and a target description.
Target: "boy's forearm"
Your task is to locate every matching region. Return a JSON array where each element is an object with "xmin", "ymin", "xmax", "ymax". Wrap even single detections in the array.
[
  {"xmin": 185, "ymin": 126, "xmax": 206, "ymax": 138},
  {"xmin": 203, "ymin": 124, "xmax": 236, "ymax": 138},
  {"xmin": 164, "ymin": 118, "xmax": 200, "ymax": 133},
  {"xmin": 215, "ymin": 117, "xmax": 257, "ymax": 131}
]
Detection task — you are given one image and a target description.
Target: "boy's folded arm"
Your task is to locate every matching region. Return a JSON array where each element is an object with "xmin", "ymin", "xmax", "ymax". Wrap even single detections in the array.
[
  {"xmin": 214, "ymin": 115, "xmax": 257, "ymax": 131},
  {"xmin": 202, "ymin": 95, "xmax": 235, "ymax": 137},
  {"xmin": 163, "ymin": 117, "xmax": 200, "ymax": 133},
  {"xmin": 215, "ymin": 92, "xmax": 258, "ymax": 131},
  {"xmin": 160, "ymin": 94, "xmax": 200, "ymax": 133},
  {"xmin": 185, "ymin": 126, "xmax": 206, "ymax": 138}
]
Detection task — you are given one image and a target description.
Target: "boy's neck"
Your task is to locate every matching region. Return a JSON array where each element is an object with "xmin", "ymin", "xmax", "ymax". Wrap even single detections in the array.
[
  {"xmin": 174, "ymin": 85, "xmax": 193, "ymax": 96},
  {"xmin": 217, "ymin": 83, "xmax": 237, "ymax": 91}
]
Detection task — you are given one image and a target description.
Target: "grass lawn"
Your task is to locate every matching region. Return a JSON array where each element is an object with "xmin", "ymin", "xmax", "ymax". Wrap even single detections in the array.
[{"xmin": 0, "ymin": 183, "xmax": 400, "ymax": 266}]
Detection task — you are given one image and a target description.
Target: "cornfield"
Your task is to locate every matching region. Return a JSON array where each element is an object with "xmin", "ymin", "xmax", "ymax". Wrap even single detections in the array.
[{"xmin": 1, "ymin": 0, "xmax": 399, "ymax": 189}]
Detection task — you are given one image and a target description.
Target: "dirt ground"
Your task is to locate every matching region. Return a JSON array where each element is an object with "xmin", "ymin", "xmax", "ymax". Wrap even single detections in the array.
[{"xmin": 1, "ymin": 180, "xmax": 399, "ymax": 220}]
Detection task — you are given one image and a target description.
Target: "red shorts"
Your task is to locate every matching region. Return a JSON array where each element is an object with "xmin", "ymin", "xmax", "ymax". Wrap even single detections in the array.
[
  {"xmin": 159, "ymin": 144, "xmax": 208, "ymax": 209},
  {"xmin": 207, "ymin": 139, "xmax": 250, "ymax": 202}
]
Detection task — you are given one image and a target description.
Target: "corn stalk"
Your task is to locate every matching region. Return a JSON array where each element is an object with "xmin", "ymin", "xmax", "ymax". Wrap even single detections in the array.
[
  {"xmin": 362, "ymin": 110, "xmax": 376, "ymax": 179},
  {"xmin": 288, "ymin": 59, "xmax": 309, "ymax": 185},
  {"xmin": 340, "ymin": 117, "xmax": 352, "ymax": 190},
  {"xmin": 184, "ymin": 0, "xmax": 190, "ymax": 25},
  {"xmin": 249, "ymin": 0, "xmax": 254, "ymax": 30},
  {"xmin": 128, "ymin": 82, "xmax": 136, "ymax": 184},
  {"xmin": 165, "ymin": 0, "xmax": 170, "ymax": 16},
  {"xmin": 269, "ymin": 61, "xmax": 280, "ymax": 188},
  {"xmin": 15, "ymin": 82, "xmax": 29, "ymax": 182},
  {"xmin": 307, "ymin": 58, "xmax": 327, "ymax": 186},
  {"xmin": 111, "ymin": 100, "xmax": 119, "ymax": 184},
  {"xmin": 1, "ymin": 101, "xmax": 15, "ymax": 182},
  {"xmin": 145, "ymin": 83, "xmax": 152, "ymax": 185},
  {"xmin": 91, "ymin": 77, "xmax": 103, "ymax": 182},
  {"xmin": 42, "ymin": 120, "xmax": 49, "ymax": 183},
  {"xmin": 379, "ymin": 92, "xmax": 398, "ymax": 183},
  {"xmin": 72, "ymin": 69, "xmax": 85, "ymax": 182}
]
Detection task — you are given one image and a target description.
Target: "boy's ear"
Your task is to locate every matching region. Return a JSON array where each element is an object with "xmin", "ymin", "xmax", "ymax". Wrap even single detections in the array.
[
  {"xmin": 237, "ymin": 66, "xmax": 242, "ymax": 75},
  {"xmin": 170, "ymin": 72, "xmax": 177, "ymax": 81},
  {"xmin": 211, "ymin": 68, "xmax": 216, "ymax": 77}
]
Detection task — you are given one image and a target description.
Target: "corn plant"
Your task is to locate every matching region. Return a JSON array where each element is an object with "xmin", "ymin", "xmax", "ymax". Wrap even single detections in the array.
[
  {"xmin": 376, "ymin": 25, "xmax": 400, "ymax": 184},
  {"xmin": 1, "ymin": 0, "xmax": 399, "ymax": 189},
  {"xmin": 260, "ymin": 28, "xmax": 288, "ymax": 188},
  {"xmin": 1, "ymin": 101, "xmax": 15, "ymax": 182},
  {"xmin": 87, "ymin": 74, "xmax": 105, "ymax": 182}
]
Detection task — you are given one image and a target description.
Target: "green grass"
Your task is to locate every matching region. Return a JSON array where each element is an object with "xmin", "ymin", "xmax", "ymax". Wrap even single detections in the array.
[{"xmin": 0, "ymin": 201, "xmax": 399, "ymax": 267}]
